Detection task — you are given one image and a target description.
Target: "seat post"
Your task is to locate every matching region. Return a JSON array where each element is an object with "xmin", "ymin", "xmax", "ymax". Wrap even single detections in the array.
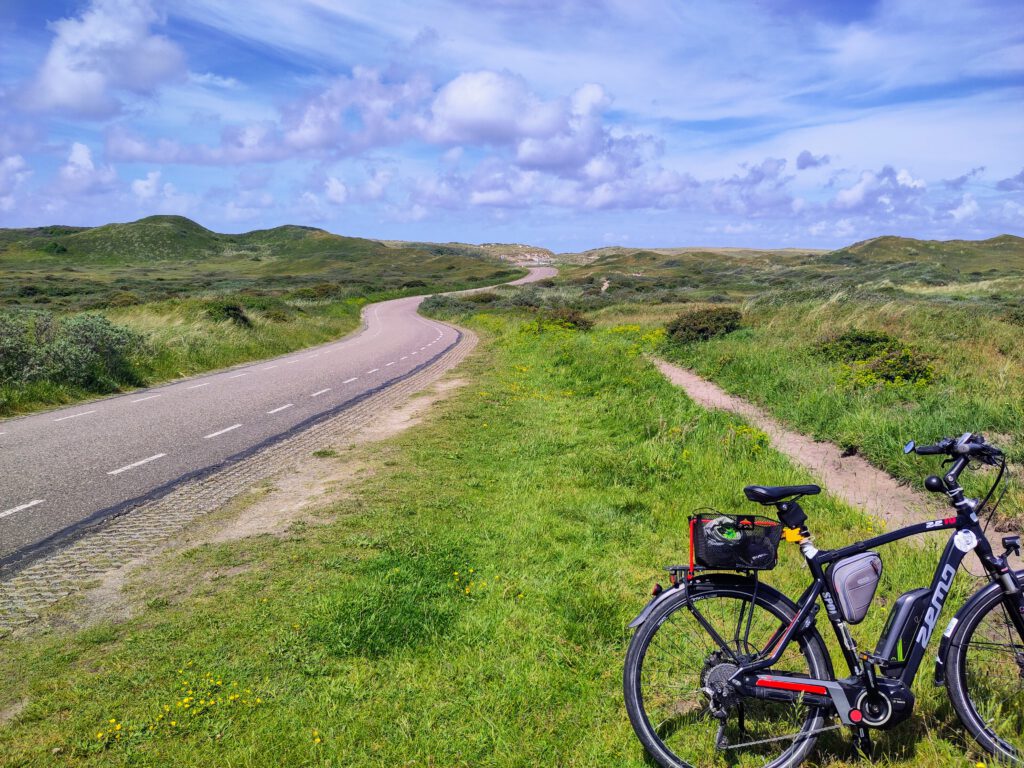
[{"xmin": 775, "ymin": 499, "xmax": 819, "ymax": 560}]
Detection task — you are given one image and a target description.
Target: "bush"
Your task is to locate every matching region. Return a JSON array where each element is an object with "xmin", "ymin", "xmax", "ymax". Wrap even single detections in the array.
[
  {"xmin": 1002, "ymin": 306, "xmax": 1024, "ymax": 327},
  {"xmin": 665, "ymin": 306, "xmax": 742, "ymax": 343},
  {"xmin": 0, "ymin": 312, "xmax": 36, "ymax": 385},
  {"xmin": 420, "ymin": 295, "xmax": 475, "ymax": 314},
  {"xmin": 464, "ymin": 292, "xmax": 501, "ymax": 304},
  {"xmin": 818, "ymin": 329, "xmax": 933, "ymax": 389},
  {"xmin": 844, "ymin": 347, "xmax": 933, "ymax": 389},
  {"xmin": 39, "ymin": 314, "xmax": 147, "ymax": 390},
  {"xmin": 104, "ymin": 291, "xmax": 143, "ymax": 308},
  {"xmin": 815, "ymin": 329, "xmax": 898, "ymax": 362},
  {"xmin": 206, "ymin": 301, "xmax": 253, "ymax": 327},
  {"xmin": 288, "ymin": 282, "xmax": 343, "ymax": 300},
  {"xmin": 543, "ymin": 307, "xmax": 594, "ymax": 331},
  {"xmin": 0, "ymin": 310, "xmax": 147, "ymax": 391}
]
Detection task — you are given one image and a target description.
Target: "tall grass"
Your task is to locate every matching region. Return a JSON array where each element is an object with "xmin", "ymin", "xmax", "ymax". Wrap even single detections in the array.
[{"xmin": 660, "ymin": 296, "xmax": 1024, "ymax": 526}]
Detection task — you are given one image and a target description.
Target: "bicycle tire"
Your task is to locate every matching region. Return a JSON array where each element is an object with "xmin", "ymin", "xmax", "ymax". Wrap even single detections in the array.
[
  {"xmin": 944, "ymin": 572, "xmax": 1024, "ymax": 765},
  {"xmin": 624, "ymin": 576, "xmax": 834, "ymax": 768}
]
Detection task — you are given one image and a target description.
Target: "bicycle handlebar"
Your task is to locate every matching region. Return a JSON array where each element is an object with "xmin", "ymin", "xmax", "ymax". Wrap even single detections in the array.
[
  {"xmin": 913, "ymin": 441, "xmax": 951, "ymax": 456},
  {"xmin": 905, "ymin": 432, "xmax": 1003, "ymax": 464}
]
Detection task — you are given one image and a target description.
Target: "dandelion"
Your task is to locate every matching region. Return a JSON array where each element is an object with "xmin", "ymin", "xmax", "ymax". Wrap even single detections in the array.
[{"xmin": 96, "ymin": 732, "xmax": 104, "ymax": 740}]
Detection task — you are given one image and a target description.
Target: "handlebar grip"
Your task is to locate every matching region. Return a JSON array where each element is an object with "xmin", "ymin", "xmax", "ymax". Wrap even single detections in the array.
[{"xmin": 915, "ymin": 444, "xmax": 946, "ymax": 455}]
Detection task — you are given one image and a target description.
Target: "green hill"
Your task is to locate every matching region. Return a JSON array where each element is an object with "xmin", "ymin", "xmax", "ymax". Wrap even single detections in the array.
[
  {"xmin": 826, "ymin": 234, "xmax": 1024, "ymax": 273},
  {"xmin": 0, "ymin": 216, "xmax": 529, "ymax": 311},
  {"xmin": 556, "ymin": 234, "xmax": 1024, "ymax": 300}
]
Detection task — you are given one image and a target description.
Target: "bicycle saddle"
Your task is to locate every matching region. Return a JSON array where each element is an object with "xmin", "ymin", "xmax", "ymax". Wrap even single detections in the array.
[{"xmin": 743, "ymin": 484, "xmax": 821, "ymax": 504}]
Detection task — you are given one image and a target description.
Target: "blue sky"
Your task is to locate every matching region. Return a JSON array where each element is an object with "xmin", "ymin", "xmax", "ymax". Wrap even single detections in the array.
[{"xmin": 0, "ymin": 0, "xmax": 1022, "ymax": 250}]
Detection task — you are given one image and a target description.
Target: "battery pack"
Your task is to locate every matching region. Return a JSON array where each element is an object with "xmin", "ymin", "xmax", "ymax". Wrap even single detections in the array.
[{"xmin": 875, "ymin": 587, "xmax": 931, "ymax": 675}]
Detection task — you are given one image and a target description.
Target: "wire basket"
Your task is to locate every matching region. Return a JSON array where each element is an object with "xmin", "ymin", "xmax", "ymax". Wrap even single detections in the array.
[{"xmin": 689, "ymin": 512, "xmax": 783, "ymax": 572}]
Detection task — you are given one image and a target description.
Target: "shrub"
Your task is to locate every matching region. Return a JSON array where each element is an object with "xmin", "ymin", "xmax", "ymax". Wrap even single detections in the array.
[
  {"xmin": 0, "ymin": 312, "xmax": 35, "ymax": 385},
  {"xmin": 206, "ymin": 301, "xmax": 253, "ymax": 327},
  {"xmin": 288, "ymin": 282, "xmax": 343, "ymax": 300},
  {"xmin": 665, "ymin": 306, "xmax": 742, "ymax": 343},
  {"xmin": 543, "ymin": 307, "xmax": 594, "ymax": 331},
  {"xmin": 1002, "ymin": 306, "xmax": 1024, "ymax": 327},
  {"xmin": 464, "ymin": 292, "xmax": 501, "ymax": 304},
  {"xmin": 819, "ymin": 329, "xmax": 933, "ymax": 389},
  {"xmin": 38, "ymin": 314, "xmax": 147, "ymax": 390},
  {"xmin": 420, "ymin": 295, "xmax": 475, "ymax": 314},
  {"xmin": 104, "ymin": 291, "xmax": 143, "ymax": 308},
  {"xmin": 401, "ymin": 279, "xmax": 428, "ymax": 289},
  {"xmin": 815, "ymin": 329, "xmax": 899, "ymax": 362},
  {"xmin": 843, "ymin": 347, "xmax": 933, "ymax": 389},
  {"xmin": 0, "ymin": 310, "xmax": 147, "ymax": 391}
]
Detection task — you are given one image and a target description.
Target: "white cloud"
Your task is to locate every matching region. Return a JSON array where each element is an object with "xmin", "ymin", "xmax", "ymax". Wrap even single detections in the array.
[
  {"xmin": 188, "ymin": 71, "xmax": 241, "ymax": 89},
  {"xmin": 833, "ymin": 166, "xmax": 925, "ymax": 213},
  {"xmin": 426, "ymin": 70, "xmax": 565, "ymax": 144},
  {"xmin": 131, "ymin": 170, "xmax": 161, "ymax": 199},
  {"xmin": 0, "ymin": 155, "xmax": 32, "ymax": 211},
  {"xmin": 324, "ymin": 176, "xmax": 348, "ymax": 204},
  {"xmin": 56, "ymin": 142, "xmax": 116, "ymax": 193},
  {"xmin": 24, "ymin": 0, "xmax": 185, "ymax": 117},
  {"xmin": 950, "ymin": 193, "xmax": 979, "ymax": 222}
]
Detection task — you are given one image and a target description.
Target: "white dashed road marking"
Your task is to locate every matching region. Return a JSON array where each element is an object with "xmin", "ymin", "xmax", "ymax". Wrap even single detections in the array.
[
  {"xmin": 342, "ymin": 377, "xmax": 358, "ymax": 384},
  {"xmin": 310, "ymin": 388, "xmax": 331, "ymax": 397},
  {"xmin": 228, "ymin": 373, "xmax": 248, "ymax": 379},
  {"xmin": 1, "ymin": 499, "xmax": 44, "ymax": 519},
  {"xmin": 107, "ymin": 453, "xmax": 166, "ymax": 476},
  {"xmin": 267, "ymin": 404, "xmax": 294, "ymax": 414},
  {"xmin": 385, "ymin": 361, "xmax": 395, "ymax": 366},
  {"xmin": 367, "ymin": 368, "xmax": 379, "ymax": 374},
  {"xmin": 54, "ymin": 410, "xmax": 96, "ymax": 422},
  {"xmin": 132, "ymin": 395, "xmax": 161, "ymax": 403},
  {"xmin": 186, "ymin": 383, "xmax": 209, "ymax": 390},
  {"xmin": 204, "ymin": 424, "xmax": 242, "ymax": 439},
  {"xmin": 400, "ymin": 356, "xmax": 408, "ymax": 360},
  {"xmin": 262, "ymin": 365, "xmax": 278, "ymax": 371}
]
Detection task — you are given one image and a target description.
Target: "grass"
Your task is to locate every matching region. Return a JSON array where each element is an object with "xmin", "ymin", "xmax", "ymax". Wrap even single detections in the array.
[
  {"xmin": 658, "ymin": 295, "xmax": 1024, "ymax": 528},
  {"xmin": 0, "ymin": 315, "xmax": 997, "ymax": 766}
]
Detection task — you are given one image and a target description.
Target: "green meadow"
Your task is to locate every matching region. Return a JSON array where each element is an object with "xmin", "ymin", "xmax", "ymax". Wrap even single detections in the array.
[{"xmin": 0, "ymin": 315, "xmax": 996, "ymax": 766}]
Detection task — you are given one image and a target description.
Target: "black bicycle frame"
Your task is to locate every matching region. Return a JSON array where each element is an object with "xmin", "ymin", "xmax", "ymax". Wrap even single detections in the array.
[{"xmin": 735, "ymin": 509, "xmax": 1009, "ymax": 688}]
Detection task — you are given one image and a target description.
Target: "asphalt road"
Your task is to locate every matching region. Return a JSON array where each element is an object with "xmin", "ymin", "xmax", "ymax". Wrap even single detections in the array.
[{"xmin": 0, "ymin": 267, "xmax": 556, "ymax": 566}]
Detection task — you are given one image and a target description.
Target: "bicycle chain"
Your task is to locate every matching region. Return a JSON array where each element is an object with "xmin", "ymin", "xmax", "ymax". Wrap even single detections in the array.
[{"xmin": 720, "ymin": 721, "xmax": 844, "ymax": 751}]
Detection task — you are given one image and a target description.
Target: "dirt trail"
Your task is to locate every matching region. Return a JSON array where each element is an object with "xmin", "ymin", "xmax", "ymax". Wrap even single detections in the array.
[{"xmin": 653, "ymin": 358, "xmax": 942, "ymax": 531}]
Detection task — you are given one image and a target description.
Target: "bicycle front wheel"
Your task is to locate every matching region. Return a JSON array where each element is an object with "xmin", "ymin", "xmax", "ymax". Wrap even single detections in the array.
[
  {"xmin": 945, "ymin": 575, "xmax": 1024, "ymax": 764},
  {"xmin": 623, "ymin": 576, "xmax": 833, "ymax": 768}
]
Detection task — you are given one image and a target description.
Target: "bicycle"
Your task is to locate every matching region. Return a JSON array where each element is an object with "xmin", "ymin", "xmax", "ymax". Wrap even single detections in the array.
[{"xmin": 624, "ymin": 432, "xmax": 1024, "ymax": 767}]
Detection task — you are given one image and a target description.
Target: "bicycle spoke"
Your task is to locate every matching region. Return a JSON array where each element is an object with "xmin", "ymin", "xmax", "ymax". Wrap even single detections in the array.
[{"xmin": 634, "ymin": 590, "xmax": 826, "ymax": 768}]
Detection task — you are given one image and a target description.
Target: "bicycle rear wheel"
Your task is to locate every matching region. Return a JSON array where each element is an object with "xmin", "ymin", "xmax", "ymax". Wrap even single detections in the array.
[
  {"xmin": 945, "ymin": 575, "xmax": 1024, "ymax": 764},
  {"xmin": 624, "ymin": 576, "xmax": 833, "ymax": 768}
]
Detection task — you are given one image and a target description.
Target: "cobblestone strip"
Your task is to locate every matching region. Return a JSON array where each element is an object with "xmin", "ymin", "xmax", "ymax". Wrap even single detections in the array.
[{"xmin": 0, "ymin": 329, "xmax": 478, "ymax": 637}]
